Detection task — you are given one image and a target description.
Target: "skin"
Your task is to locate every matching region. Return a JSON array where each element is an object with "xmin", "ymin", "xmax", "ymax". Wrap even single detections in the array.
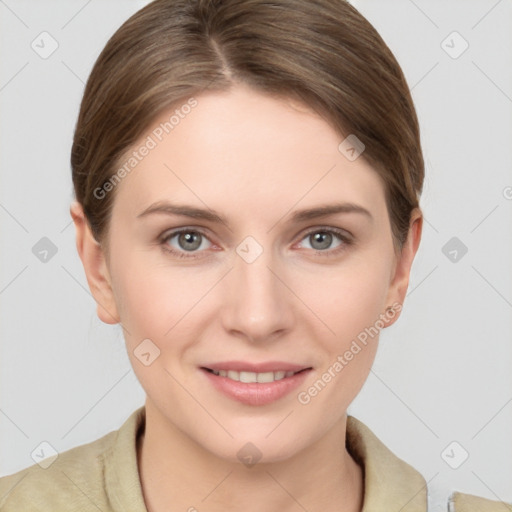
[{"xmin": 71, "ymin": 83, "xmax": 422, "ymax": 512}]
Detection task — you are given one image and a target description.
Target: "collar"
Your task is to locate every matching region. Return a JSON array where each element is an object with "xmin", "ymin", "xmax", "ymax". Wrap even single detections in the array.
[
  {"xmin": 104, "ymin": 407, "xmax": 427, "ymax": 511},
  {"xmin": 104, "ymin": 406, "xmax": 147, "ymax": 511},
  {"xmin": 346, "ymin": 416, "xmax": 427, "ymax": 511}
]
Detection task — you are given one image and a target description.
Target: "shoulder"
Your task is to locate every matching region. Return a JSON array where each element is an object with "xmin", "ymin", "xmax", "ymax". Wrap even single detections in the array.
[
  {"xmin": 0, "ymin": 428, "xmax": 118, "ymax": 511},
  {"xmin": 346, "ymin": 415, "xmax": 511, "ymax": 512},
  {"xmin": 448, "ymin": 491, "xmax": 512, "ymax": 512}
]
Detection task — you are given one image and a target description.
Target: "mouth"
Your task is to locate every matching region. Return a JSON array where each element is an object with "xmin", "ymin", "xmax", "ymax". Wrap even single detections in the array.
[
  {"xmin": 201, "ymin": 367, "xmax": 310, "ymax": 383},
  {"xmin": 199, "ymin": 363, "xmax": 313, "ymax": 406}
]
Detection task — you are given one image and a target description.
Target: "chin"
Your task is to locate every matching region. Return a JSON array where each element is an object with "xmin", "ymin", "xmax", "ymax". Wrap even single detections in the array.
[
  {"xmin": 214, "ymin": 438, "xmax": 304, "ymax": 467},
  {"xmin": 199, "ymin": 421, "xmax": 314, "ymax": 466}
]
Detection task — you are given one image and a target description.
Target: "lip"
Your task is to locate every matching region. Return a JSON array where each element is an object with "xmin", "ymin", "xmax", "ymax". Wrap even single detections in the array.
[
  {"xmin": 200, "ymin": 362, "xmax": 312, "ymax": 406},
  {"xmin": 202, "ymin": 361, "xmax": 310, "ymax": 373}
]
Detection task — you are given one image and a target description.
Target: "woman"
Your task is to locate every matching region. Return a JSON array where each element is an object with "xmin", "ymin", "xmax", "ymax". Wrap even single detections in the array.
[{"xmin": 0, "ymin": 0, "xmax": 507, "ymax": 510}]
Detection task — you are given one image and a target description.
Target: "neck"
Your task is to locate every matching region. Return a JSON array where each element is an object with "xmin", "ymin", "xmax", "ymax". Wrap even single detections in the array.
[{"xmin": 137, "ymin": 400, "xmax": 363, "ymax": 512}]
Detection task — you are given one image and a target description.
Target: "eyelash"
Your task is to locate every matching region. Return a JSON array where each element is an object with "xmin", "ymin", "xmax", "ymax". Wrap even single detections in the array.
[{"xmin": 159, "ymin": 227, "xmax": 353, "ymax": 260}]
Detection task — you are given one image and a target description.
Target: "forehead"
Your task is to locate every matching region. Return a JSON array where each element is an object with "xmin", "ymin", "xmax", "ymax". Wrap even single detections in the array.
[{"xmin": 111, "ymin": 84, "xmax": 387, "ymax": 222}]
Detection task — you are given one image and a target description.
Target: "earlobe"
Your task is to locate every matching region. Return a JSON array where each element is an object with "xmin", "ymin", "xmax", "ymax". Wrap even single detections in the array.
[
  {"xmin": 69, "ymin": 201, "xmax": 120, "ymax": 325},
  {"xmin": 384, "ymin": 209, "xmax": 423, "ymax": 327}
]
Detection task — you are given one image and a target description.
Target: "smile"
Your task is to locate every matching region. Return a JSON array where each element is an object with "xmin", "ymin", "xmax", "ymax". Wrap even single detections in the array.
[
  {"xmin": 205, "ymin": 368, "xmax": 306, "ymax": 383},
  {"xmin": 201, "ymin": 365, "xmax": 312, "ymax": 406}
]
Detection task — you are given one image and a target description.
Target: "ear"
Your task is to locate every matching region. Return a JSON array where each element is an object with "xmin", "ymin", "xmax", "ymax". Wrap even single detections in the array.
[
  {"xmin": 70, "ymin": 201, "xmax": 120, "ymax": 324},
  {"xmin": 383, "ymin": 208, "xmax": 423, "ymax": 327}
]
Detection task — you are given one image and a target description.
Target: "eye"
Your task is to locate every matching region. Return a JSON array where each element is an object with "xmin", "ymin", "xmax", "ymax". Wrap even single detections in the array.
[
  {"xmin": 161, "ymin": 229, "xmax": 213, "ymax": 257},
  {"xmin": 297, "ymin": 228, "xmax": 351, "ymax": 254},
  {"xmin": 160, "ymin": 226, "xmax": 351, "ymax": 259}
]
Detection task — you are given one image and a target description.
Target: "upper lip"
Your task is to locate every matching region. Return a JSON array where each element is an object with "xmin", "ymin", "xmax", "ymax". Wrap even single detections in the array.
[{"xmin": 201, "ymin": 361, "xmax": 312, "ymax": 373}]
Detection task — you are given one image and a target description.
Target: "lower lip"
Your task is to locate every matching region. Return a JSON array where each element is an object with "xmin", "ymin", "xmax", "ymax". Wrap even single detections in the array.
[{"xmin": 201, "ymin": 368, "xmax": 312, "ymax": 406}]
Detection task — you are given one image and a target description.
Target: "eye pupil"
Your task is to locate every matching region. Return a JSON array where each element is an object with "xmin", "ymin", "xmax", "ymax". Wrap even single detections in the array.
[
  {"xmin": 178, "ymin": 232, "xmax": 202, "ymax": 251},
  {"xmin": 310, "ymin": 232, "xmax": 332, "ymax": 250}
]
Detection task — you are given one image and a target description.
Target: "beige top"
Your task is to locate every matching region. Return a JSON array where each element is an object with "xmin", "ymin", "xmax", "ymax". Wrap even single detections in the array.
[{"xmin": 0, "ymin": 406, "xmax": 507, "ymax": 511}]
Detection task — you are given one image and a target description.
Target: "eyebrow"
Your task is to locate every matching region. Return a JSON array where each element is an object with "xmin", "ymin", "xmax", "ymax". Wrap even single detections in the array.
[{"xmin": 136, "ymin": 200, "xmax": 372, "ymax": 227}]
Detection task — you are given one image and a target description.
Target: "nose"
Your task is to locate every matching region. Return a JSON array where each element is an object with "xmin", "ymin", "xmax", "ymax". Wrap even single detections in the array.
[{"xmin": 220, "ymin": 241, "xmax": 295, "ymax": 344}]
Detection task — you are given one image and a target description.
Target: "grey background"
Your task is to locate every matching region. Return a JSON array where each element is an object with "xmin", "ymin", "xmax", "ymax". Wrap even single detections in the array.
[{"xmin": 1, "ymin": 0, "xmax": 511, "ymax": 506}]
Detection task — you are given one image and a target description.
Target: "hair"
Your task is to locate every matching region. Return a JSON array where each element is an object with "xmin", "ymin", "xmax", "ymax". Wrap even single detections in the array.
[{"xmin": 71, "ymin": 0, "xmax": 424, "ymax": 252}]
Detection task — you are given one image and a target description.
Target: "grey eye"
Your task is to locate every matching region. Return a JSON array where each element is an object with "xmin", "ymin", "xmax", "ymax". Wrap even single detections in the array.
[
  {"xmin": 178, "ymin": 232, "xmax": 202, "ymax": 251},
  {"xmin": 165, "ymin": 230, "xmax": 211, "ymax": 253},
  {"xmin": 301, "ymin": 231, "xmax": 342, "ymax": 251}
]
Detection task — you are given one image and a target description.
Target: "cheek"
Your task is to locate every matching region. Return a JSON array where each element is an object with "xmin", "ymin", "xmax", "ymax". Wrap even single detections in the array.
[
  {"xmin": 110, "ymin": 248, "xmax": 219, "ymax": 344},
  {"xmin": 110, "ymin": 258, "xmax": 212, "ymax": 394},
  {"xmin": 291, "ymin": 249, "xmax": 393, "ymax": 399},
  {"xmin": 294, "ymin": 252, "xmax": 393, "ymax": 343},
  {"xmin": 294, "ymin": 262, "xmax": 390, "ymax": 411}
]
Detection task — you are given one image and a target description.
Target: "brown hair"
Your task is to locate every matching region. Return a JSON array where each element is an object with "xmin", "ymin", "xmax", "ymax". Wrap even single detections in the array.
[{"xmin": 71, "ymin": 0, "xmax": 424, "ymax": 250}]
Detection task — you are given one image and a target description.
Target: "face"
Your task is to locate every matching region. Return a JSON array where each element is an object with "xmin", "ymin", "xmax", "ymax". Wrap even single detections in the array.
[{"xmin": 75, "ymin": 84, "xmax": 420, "ymax": 463}]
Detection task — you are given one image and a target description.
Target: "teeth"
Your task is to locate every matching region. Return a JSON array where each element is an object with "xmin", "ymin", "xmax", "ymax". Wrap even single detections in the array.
[
  {"xmin": 210, "ymin": 369, "xmax": 297, "ymax": 382},
  {"xmin": 257, "ymin": 372, "xmax": 277, "ymax": 383},
  {"xmin": 240, "ymin": 371, "xmax": 257, "ymax": 383}
]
